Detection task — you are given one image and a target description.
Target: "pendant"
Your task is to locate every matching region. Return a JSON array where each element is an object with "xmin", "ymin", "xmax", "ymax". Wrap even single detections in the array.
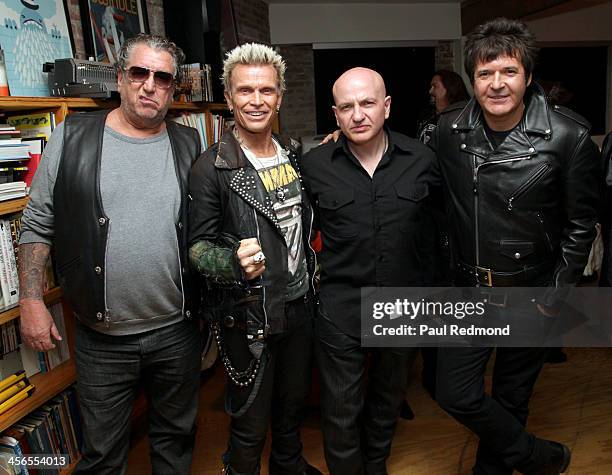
[{"xmin": 275, "ymin": 187, "xmax": 286, "ymax": 202}]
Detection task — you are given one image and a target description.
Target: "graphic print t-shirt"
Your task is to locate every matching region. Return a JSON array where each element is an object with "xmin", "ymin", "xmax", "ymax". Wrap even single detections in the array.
[{"xmin": 242, "ymin": 141, "xmax": 308, "ymax": 301}]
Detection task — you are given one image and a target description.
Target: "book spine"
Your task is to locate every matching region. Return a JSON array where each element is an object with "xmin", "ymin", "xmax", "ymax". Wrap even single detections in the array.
[{"xmin": 0, "ymin": 219, "xmax": 18, "ymax": 304}]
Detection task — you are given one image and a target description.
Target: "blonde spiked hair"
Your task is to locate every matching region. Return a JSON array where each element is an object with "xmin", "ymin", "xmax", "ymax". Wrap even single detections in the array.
[{"xmin": 222, "ymin": 43, "xmax": 287, "ymax": 94}]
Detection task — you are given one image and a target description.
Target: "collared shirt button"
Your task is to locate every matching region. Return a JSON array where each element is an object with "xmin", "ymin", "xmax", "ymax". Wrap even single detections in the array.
[
  {"xmin": 460, "ymin": 143, "xmax": 467, "ymax": 150},
  {"xmin": 98, "ymin": 217, "xmax": 106, "ymax": 225},
  {"xmin": 94, "ymin": 266, "xmax": 102, "ymax": 275},
  {"xmin": 514, "ymin": 252, "xmax": 521, "ymax": 259}
]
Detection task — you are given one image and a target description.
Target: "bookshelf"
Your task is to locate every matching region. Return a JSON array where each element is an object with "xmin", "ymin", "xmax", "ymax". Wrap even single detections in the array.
[{"xmin": 0, "ymin": 96, "xmax": 234, "ymax": 470}]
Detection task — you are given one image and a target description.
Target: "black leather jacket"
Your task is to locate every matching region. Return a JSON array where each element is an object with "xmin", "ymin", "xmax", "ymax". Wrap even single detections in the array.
[
  {"xmin": 54, "ymin": 110, "xmax": 201, "ymax": 327},
  {"xmin": 432, "ymin": 83, "xmax": 601, "ymax": 304},
  {"xmin": 188, "ymin": 130, "xmax": 316, "ymax": 335}
]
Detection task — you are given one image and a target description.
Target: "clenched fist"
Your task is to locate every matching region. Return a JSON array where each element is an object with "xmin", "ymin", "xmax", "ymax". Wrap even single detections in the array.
[{"xmin": 237, "ymin": 238, "xmax": 266, "ymax": 281}]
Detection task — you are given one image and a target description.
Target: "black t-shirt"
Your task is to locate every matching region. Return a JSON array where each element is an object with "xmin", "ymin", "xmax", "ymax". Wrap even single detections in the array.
[{"xmin": 484, "ymin": 121, "xmax": 516, "ymax": 149}]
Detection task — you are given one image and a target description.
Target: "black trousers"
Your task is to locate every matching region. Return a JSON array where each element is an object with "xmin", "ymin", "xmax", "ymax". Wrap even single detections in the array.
[
  {"xmin": 223, "ymin": 299, "xmax": 313, "ymax": 475},
  {"xmin": 436, "ymin": 344, "xmax": 550, "ymax": 474},
  {"xmin": 315, "ymin": 310, "xmax": 416, "ymax": 475},
  {"xmin": 74, "ymin": 319, "xmax": 202, "ymax": 475}
]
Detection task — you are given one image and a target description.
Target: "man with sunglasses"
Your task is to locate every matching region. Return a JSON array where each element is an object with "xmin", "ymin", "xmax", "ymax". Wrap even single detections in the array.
[{"xmin": 18, "ymin": 34, "xmax": 202, "ymax": 474}]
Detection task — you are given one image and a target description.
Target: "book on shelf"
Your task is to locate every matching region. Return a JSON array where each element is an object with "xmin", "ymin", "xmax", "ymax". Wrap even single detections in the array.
[
  {"xmin": 0, "ymin": 183, "xmax": 26, "ymax": 202},
  {"xmin": 0, "ymin": 435, "xmax": 28, "ymax": 475},
  {"xmin": 7, "ymin": 114, "xmax": 55, "ymax": 142},
  {"xmin": 178, "ymin": 63, "xmax": 213, "ymax": 102},
  {"xmin": 5, "ymin": 387, "xmax": 82, "ymax": 474},
  {"xmin": 0, "ymin": 220, "xmax": 18, "ymax": 306},
  {"xmin": 171, "ymin": 112, "xmax": 208, "ymax": 150}
]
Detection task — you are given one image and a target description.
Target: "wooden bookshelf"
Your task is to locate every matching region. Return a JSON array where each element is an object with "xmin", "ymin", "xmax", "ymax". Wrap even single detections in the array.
[
  {"xmin": 0, "ymin": 196, "xmax": 28, "ymax": 215},
  {"xmin": 0, "ymin": 359, "xmax": 76, "ymax": 432}
]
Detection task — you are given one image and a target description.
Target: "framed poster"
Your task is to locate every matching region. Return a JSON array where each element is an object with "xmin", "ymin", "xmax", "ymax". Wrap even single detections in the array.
[
  {"xmin": 0, "ymin": 0, "xmax": 74, "ymax": 97},
  {"xmin": 80, "ymin": 0, "xmax": 149, "ymax": 64}
]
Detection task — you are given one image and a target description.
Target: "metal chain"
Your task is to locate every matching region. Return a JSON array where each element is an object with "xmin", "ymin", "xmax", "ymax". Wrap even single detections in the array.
[{"xmin": 212, "ymin": 321, "xmax": 261, "ymax": 387}]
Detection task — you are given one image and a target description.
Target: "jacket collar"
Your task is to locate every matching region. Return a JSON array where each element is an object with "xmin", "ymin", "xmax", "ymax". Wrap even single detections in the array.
[
  {"xmin": 214, "ymin": 127, "xmax": 296, "ymax": 170},
  {"xmin": 451, "ymin": 82, "xmax": 552, "ymax": 137}
]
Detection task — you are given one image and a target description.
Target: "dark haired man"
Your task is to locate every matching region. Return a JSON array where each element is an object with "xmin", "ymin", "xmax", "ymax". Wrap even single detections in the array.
[
  {"xmin": 18, "ymin": 34, "xmax": 202, "ymax": 474},
  {"xmin": 431, "ymin": 18, "xmax": 600, "ymax": 474}
]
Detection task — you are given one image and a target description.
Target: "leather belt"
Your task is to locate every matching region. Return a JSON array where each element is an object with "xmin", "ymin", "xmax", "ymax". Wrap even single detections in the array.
[{"xmin": 456, "ymin": 261, "xmax": 554, "ymax": 287}]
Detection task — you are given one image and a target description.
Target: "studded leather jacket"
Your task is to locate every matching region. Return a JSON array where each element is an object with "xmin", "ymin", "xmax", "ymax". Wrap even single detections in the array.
[
  {"xmin": 431, "ymin": 83, "xmax": 601, "ymax": 306},
  {"xmin": 188, "ymin": 129, "xmax": 316, "ymax": 335}
]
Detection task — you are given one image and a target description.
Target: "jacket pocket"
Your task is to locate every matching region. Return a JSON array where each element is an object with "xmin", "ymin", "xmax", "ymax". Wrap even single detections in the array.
[
  {"xmin": 506, "ymin": 162, "xmax": 552, "ymax": 211},
  {"xmin": 499, "ymin": 240, "xmax": 536, "ymax": 262}
]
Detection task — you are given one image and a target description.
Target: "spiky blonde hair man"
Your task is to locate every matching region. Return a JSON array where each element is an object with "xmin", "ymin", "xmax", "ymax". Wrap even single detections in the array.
[{"xmin": 222, "ymin": 43, "xmax": 287, "ymax": 94}]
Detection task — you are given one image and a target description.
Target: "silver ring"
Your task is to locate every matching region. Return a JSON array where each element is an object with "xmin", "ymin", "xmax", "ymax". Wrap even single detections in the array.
[{"xmin": 252, "ymin": 251, "xmax": 265, "ymax": 264}]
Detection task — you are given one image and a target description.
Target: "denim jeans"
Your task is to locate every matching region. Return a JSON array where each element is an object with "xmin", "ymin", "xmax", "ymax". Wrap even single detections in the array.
[{"xmin": 73, "ymin": 319, "xmax": 202, "ymax": 475}]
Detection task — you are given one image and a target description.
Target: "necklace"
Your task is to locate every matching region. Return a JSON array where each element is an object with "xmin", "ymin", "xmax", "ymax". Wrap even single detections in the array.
[{"xmin": 234, "ymin": 129, "xmax": 287, "ymax": 203}]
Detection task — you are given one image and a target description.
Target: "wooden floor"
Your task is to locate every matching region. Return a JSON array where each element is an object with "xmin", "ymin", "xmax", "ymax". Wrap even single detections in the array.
[{"xmin": 126, "ymin": 348, "xmax": 612, "ymax": 474}]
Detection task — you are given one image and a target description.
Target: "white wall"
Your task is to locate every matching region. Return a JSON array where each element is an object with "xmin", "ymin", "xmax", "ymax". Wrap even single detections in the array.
[
  {"xmin": 269, "ymin": 2, "xmax": 461, "ymax": 45},
  {"xmin": 525, "ymin": 2, "xmax": 612, "ymax": 42}
]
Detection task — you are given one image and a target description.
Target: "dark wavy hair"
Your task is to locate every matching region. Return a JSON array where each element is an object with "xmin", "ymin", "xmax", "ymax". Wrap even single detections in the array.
[
  {"xmin": 433, "ymin": 69, "xmax": 470, "ymax": 105},
  {"xmin": 464, "ymin": 17, "xmax": 538, "ymax": 84}
]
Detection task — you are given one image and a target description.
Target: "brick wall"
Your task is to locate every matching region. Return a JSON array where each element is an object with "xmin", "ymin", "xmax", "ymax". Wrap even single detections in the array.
[
  {"xmin": 232, "ymin": 0, "xmax": 271, "ymax": 44},
  {"xmin": 66, "ymin": 0, "xmax": 165, "ymax": 60},
  {"xmin": 277, "ymin": 45, "xmax": 316, "ymax": 139}
]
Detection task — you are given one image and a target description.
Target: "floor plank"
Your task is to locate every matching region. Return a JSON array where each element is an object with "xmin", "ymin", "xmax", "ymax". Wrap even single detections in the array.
[{"xmin": 126, "ymin": 348, "xmax": 612, "ymax": 474}]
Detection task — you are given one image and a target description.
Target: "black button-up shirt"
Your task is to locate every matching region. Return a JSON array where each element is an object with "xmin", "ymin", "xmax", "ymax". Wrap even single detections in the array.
[{"xmin": 301, "ymin": 128, "xmax": 438, "ymax": 336}]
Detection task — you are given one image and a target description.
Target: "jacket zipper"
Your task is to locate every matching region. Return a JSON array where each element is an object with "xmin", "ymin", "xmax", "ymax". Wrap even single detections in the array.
[
  {"xmin": 175, "ymin": 226, "xmax": 186, "ymax": 316},
  {"xmin": 103, "ymin": 220, "xmax": 111, "ymax": 328},
  {"xmin": 471, "ymin": 154, "xmax": 533, "ymax": 268},
  {"xmin": 307, "ymin": 204, "xmax": 317, "ymax": 292},
  {"xmin": 507, "ymin": 163, "xmax": 551, "ymax": 211}
]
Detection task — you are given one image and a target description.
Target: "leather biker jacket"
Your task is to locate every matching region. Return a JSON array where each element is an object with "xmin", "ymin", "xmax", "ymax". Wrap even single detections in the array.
[
  {"xmin": 432, "ymin": 83, "xmax": 601, "ymax": 304},
  {"xmin": 188, "ymin": 129, "xmax": 316, "ymax": 335}
]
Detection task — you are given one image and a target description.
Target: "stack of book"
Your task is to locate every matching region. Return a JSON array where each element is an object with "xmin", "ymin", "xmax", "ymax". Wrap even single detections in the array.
[
  {"xmin": 0, "ymin": 386, "xmax": 82, "ymax": 474},
  {"xmin": 0, "ymin": 371, "xmax": 34, "ymax": 416},
  {"xmin": 0, "ymin": 126, "xmax": 29, "ymax": 199}
]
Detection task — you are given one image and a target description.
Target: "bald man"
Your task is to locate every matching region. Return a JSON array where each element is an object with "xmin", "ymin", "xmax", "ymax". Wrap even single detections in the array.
[{"xmin": 301, "ymin": 67, "xmax": 438, "ymax": 474}]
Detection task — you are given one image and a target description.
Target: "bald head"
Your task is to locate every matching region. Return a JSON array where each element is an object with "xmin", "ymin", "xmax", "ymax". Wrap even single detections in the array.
[
  {"xmin": 332, "ymin": 67, "xmax": 387, "ymax": 104},
  {"xmin": 332, "ymin": 67, "xmax": 391, "ymax": 146}
]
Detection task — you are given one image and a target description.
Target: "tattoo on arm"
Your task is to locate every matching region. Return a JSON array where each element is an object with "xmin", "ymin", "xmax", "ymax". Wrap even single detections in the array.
[{"xmin": 18, "ymin": 243, "xmax": 51, "ymax": 300}]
